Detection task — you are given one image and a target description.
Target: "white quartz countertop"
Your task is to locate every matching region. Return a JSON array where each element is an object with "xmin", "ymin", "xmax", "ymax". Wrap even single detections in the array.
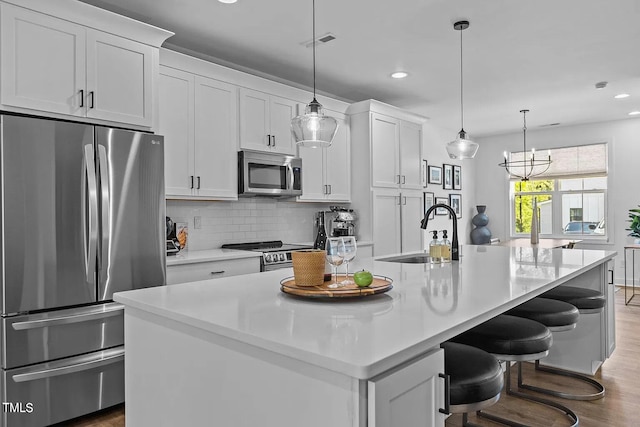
[
  {"xmin": 116, "ymin": 245, "xmax": 616, "ymax": 379},
  {"xmin": 166, "ymin": 248, "xmax": 262, "ymax": 266}
]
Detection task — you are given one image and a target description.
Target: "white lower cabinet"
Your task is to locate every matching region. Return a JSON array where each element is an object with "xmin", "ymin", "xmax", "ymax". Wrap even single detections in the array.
[
  {"xmin": 166, "ymin": 258, "xmax": 260, "ymax": 285},
  {"xmin": 159, "ymin": 65, "xmax": 238, "ymax": 200},
  {"xmin": 606, "ymin": 259, "xmax": 616, "ymax": 357},
  {"xmin": 368, "ymin": 348, "xmax": 446, "ymax": 427},
  {"xmin": 373, "ymin": 189, "xmax": 424, "ymax": 256}
]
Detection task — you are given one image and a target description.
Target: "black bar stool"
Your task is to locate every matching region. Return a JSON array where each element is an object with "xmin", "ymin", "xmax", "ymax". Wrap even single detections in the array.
[
  {"xmin": 533, "ymin": 285, "xmax": 607, "ymax": 400},
  {"xmin": 441, "ymin": 342, "xmax": 504, "ymax": 427},
  {"xmin": 451, "ymin": 314, "xmax": 578, "ymax": 427}
]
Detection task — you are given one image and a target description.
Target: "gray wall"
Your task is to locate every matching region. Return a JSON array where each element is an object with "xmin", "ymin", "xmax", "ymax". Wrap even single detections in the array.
[{"xmin": 474, "ymin": 117, "xmax": 640, "ymax": 284}]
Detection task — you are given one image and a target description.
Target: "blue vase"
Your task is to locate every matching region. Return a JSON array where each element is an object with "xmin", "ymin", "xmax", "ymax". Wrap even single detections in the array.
[{"xmin": 471, "ymin": 205, "xmax": 492, "ymax": 244}]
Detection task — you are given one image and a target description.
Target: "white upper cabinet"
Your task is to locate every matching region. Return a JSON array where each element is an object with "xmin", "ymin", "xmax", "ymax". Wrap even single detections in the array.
[
  {"xmin": 158, "ymin": 65, "xmax": 238, "ymax": 200},
  {"xmin": 239, "ymin": 88, "xmax": 296, "ymax": 155},
  {"xmin": 0, "ymin": 1, "xmax": 172, "ymax": 128},
  {"xmin": 85, "ymin": 30, "xmax": 153, "ymax": 126},
  {"xmin": 0, "ymin": 4, "xmax": 86, "ymax": 116},
  {"xmin": 298, "ymin": 110, "xmax": 350, "ymax": 202},
  {"xmin": 399, "ymin": 120, "xmax": 424, "ymax": 189},
  {"xmin": 371, "ymin": 112, "xmax": 423, "ymax": 189}
]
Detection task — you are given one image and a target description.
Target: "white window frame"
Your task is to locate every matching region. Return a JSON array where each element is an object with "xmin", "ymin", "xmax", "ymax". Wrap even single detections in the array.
[{"xmin": 508, "ymin": 142, "xmax": 609, "ymax": 242}]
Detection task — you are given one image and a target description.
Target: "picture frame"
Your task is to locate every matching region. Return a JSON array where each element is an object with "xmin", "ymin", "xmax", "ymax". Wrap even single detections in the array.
[
  {"xmin": 435, "ymin": 197, "xmax": 449, "ymax": 215},
  {"xmin": 423, "ymin": 192, "xmax": 435, "ymax": 220},
  {"xmin": 423, "ymin": 160, "xmax": 428, "ymax": 187},
  {"xmin": 449, "ymin": 194, "xmax": 462, "ymax": 219},
  {"xmin": 443, "ymin": 164, "xmax": 453, "ymax": 190},
  {"xmin": 428, "ymin": 165, "xmax": 442, "ymax": 185},
  {"xmin": 453, "ymin": 165, "xmax": 462, "ymax": 190}
]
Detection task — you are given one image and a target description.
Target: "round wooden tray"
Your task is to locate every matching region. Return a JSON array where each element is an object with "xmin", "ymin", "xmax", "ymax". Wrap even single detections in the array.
[{"xmin": 280, "ymin": 274, "xmax": 393, "ymax": 299}]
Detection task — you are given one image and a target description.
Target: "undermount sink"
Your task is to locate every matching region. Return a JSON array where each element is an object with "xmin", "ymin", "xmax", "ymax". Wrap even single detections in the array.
[{"xmin": 377, "ymin": 253, "xmax": 431, "ymax": 264}]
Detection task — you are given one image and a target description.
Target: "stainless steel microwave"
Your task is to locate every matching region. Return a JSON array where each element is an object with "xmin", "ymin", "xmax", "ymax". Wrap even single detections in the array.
[{"xmin": 238, "ymin": 150, "xmax": 302, "ymax": 197}]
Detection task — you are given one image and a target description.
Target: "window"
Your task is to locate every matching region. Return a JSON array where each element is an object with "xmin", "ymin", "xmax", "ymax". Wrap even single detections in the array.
[{"xmin": 509, "ymin": 143, "xmax": 608, "ymax": 239}]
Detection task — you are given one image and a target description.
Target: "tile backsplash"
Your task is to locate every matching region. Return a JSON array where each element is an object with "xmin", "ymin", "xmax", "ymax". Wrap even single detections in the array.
[{"xmin": 167, "ymin": 199, "xmax": 335, "ymax": 251}]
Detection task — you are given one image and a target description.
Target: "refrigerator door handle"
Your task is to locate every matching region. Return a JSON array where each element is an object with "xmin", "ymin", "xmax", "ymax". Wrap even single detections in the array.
[
  {"xmin": 11, "ymin": 348, "xmax": 125, "ymax": 383},
  {"xmin": 11, "ymin": 304, "xmax": 124, "ymax": 331},
  {"xmin": 83, "ymin": 144, "xmax": 99, "ymax": 285},
  {"xmin": 97, "ymin": 144, "xmax": 111, "ymax": 279}
]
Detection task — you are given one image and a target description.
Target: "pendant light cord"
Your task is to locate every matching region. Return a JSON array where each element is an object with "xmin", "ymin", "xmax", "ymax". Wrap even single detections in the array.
[
  {"xmin": 312, "ymin": 0, "xmax": 316, "ymax": 99},
  {"xmin": 459, "ymin": 26, "xmax": 464, "ymax": 130}
]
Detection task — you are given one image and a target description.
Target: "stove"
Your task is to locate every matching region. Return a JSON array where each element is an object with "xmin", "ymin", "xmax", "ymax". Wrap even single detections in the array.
[{"xmin": 221, "ymin": 240, "xmax": 314, "ymax": 271}]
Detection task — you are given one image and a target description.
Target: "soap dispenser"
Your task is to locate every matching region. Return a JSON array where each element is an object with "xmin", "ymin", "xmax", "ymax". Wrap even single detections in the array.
[
  {"xmin": 429, "ymin": 230, "xmax": 441, "ymax": 264},
  {"xmin": 441, "ymin": 229, "xmax": 452, "ymax": 263}
]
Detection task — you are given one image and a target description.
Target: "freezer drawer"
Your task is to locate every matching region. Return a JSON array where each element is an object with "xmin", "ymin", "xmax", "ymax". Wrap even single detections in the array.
[
  {"xmin": 1, "ymin": 303, "xmax": 124, "ymax": 369},
  {"xmin": 1, "ymin": 346, "xmax": 124, "ymax": 427}
]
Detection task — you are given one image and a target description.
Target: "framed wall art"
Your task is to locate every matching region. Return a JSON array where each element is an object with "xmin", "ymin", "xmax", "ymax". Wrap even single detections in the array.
[
  {"xmin": 443, "ymin": 164, "xmax": 453, "ymax": 190},
  {"xmin": 424, "ymin": 192, "xmax": 435, "ymax": 220},
  {"xmin": 453, "ymin": 165, "xmax": 462, "ymax": 190},
  {"xmin": 435, "ymin": 197, "xmax": 449, "ymax": 215},
  {"xmin": 428, "ymin": 165, "xmax": 442, "ymax": 185},
  {"xmin": 449, "ymin": 194, "xmax": 462, "ymax": 219},
  {"xmin": 423, "ymin": 160, "xmax": 428, "ymax": 187}
]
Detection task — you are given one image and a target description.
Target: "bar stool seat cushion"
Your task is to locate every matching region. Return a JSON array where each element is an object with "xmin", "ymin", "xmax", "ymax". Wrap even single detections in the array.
[
  {"xmin": 451, "ymin": 315, "xmax": 552, "ymax": 356},
  {"xmin": 442, "ymin": 342, "xmax": 504, "ymax": 406},
  {"xmin": 541, "ymin": 286, "xmax": 605, "ymax": 310},
  {"xmin": 505, "ymin": 297, "xmax": 579, "ymax": 328}
]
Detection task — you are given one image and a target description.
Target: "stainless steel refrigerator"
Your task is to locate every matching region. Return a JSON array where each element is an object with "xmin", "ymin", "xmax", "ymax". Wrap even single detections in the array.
[{"xmin": 0, "ymin": 114, "xmax": 165, "ymax": 427}]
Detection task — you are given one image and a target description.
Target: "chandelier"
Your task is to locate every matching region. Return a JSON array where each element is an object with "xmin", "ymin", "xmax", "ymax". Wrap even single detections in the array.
[
  {"xmin": 290, "ymin": 0, "xmax": 338, "ymax": 148},
  {"xmin": 498, "ymin": 109, "xmax": 552, "ymax": 181}
]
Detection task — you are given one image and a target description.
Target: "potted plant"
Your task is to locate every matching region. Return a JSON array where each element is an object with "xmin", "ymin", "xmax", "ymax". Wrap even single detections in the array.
[{"xmin": 627, "ymin": 206, "xmax": 640, "ymax": 242}]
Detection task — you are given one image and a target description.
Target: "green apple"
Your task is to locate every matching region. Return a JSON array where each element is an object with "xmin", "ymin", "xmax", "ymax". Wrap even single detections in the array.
[{"xmin": 353, "ymin": 270, "xmax": 374, "ymax": 287}]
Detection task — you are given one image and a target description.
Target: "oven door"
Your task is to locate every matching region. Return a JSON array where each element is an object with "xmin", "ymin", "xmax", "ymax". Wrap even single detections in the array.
[{"xmin": 238, "ymin": 150, "xmax": 302, "ymax": 197}]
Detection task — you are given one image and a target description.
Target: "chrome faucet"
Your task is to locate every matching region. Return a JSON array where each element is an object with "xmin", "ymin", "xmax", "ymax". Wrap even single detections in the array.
[{"xmin": 421, "ymin": 204, "xmax": 459, "ymax": 261}]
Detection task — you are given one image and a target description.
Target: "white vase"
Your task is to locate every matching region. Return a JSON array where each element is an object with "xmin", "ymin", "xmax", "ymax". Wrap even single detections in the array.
[{"xmin": 530, "ymin": 198, "xmax": 539, "ymax": 244}]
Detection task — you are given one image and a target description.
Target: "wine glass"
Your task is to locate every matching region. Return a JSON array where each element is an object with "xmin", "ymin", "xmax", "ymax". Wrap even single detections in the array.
[
  {"xmin": 339, "ymin": 237, "xmax": 357, "ymax": 285},
  {"xmin": 325, "ymin": 238, "xmax": 344, "ymax": 289}
]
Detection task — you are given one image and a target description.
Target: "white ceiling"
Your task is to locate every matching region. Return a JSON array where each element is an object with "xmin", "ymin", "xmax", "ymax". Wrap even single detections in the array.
[{"xmin": 80, "ymin": 0, "xmax": 640, "ymax": 137}]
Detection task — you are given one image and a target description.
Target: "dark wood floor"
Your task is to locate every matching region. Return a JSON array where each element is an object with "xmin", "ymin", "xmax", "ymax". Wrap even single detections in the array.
[{"xmin": 64, "ymin": 288, "xmax": 640, "ymax": 427}]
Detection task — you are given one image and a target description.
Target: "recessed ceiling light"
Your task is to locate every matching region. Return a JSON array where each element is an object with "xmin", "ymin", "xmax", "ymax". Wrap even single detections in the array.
[
  {"xmin": 615, "ymin": 93, "xmax": 630, "ymax": 99},
  {"xmin": 391, "ymin": 72, "xmax": 408, "ymax": 79},
  {"xmin": 629, "ymin": 111, "xmax": 640, "ymax": 116},
  {"xmin": 218, "ymin": 0, "xmax": 237, "ymax": 3}
]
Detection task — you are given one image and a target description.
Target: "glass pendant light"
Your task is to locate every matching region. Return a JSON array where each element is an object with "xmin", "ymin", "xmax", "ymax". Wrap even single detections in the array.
[
  {"xmin": 291, "ymin": 0, "xmax": 338, "ymax": 148},
  {"xmin": 446, "ymin": 20, "xmax": 479, "ymax": 160}
]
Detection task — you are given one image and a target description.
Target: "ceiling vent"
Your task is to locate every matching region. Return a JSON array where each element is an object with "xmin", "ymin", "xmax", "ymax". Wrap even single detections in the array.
[{"xmin": 301, "ymin": 33, "xmax": 336, "ymax": 48}]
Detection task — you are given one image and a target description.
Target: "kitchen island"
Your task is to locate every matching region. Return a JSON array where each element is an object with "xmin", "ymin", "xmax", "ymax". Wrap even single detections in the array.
[{"xmin": 114, "ymin": 245, "xmax": 616, "ymax": 427}]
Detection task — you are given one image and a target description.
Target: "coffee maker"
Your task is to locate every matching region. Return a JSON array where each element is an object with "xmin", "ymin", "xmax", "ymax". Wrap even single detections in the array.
[{"xmin": 315, "ymin": 206, "xmax": 357, "ymax": 239}]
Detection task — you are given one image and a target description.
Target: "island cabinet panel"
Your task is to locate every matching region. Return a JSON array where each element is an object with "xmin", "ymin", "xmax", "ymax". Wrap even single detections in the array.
[
  {"xmin": 239, "ymin": 88, "xmax": 297, "ymax": 155},
  {"xmin": 158, "ymin": 65, "xmax": 238, "ymax": 200},
  {"xmin": 298, "ymin": 110, "xmax": 351, "ymax": 202},
  {"xmin": 123, "ymin": 308, "xmax": 364, "ymax": 427},
  {"xmin": 541, "ymin": 262, "xmax": 613, "ymax": 375},
  {"xmin": 0, "ymin": 2, "xmax": 169, "ymax": 128},
  {"xmin": 368, "ymin": 348, "xmax": 446, "ymax": 427}
]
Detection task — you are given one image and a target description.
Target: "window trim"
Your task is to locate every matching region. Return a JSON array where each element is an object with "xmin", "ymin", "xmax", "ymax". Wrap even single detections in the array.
[{"xmin": 509, "ymin": 178, "xmax": 609, "ymax": 242}]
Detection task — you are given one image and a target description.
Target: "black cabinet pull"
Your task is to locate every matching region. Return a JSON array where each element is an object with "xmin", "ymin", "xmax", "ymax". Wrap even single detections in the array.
[
  {"xmin": 609, "ymin": 269, "xmax": 614, "ymax": 284},
  {"xmin": 190, "ymin": 176, "xmax": 194, "ymax": 189},
  {"xmin": 197, "ymin": 176, "xmax": 201, "ymax": 189},
  {"xmin": 438, "ymin": 373, "xmax": 450, "ymax": 415},
  {"xmin": 89, "ymin": 91, "xmax": 95, "ymax": 109},
  {"xmin": 79, "ymin": 89, "xmax": 84, "ymax": 107}
]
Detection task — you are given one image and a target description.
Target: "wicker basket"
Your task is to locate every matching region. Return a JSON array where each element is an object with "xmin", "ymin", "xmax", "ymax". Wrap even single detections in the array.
[{"xmin": 291, "ymin": 250, "xmax": 326, "ymax": 286}]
